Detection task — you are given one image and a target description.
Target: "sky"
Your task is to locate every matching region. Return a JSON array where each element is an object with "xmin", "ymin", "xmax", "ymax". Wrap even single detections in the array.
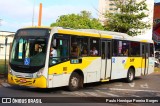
[
  {"xmin": 155, "ymin": 0, "xmax": 160, "ymax": 2},
  {"xmin": 0, "ymin": 0, "xmax": 98, "ymax": 32},
  {"xmin": 0, "ymin": 0, "xmax": 160, "ymax": 32}
]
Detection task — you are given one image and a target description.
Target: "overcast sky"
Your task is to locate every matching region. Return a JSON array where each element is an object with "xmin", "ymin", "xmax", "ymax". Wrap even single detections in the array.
[{"xmin": 0, "ymin": 0, "xmax": 159, "ymax": 32}]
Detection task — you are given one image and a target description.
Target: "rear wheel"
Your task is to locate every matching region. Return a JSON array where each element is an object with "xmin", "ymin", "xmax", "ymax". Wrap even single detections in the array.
[
  {"xmin": 68, "ymin": 72, "xmax": 83, "ymax": 91},
  {"xmin": 126, "ymin": 68, "xmax": 135, "ymax": 83}
]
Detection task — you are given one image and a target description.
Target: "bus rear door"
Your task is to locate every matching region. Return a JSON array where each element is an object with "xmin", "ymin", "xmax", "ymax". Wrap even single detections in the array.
[
  {"xmin": 141, "ymin": 43, "xmax": 149, "ymax": 75},
  {"xmin": 101, "ymin": 40, "xmax": 112, "ymax": 81}
]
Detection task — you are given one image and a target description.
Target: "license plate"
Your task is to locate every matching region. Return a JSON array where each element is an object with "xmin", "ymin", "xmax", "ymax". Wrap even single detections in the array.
[{"xmin": 20, "ymin": 79, "xmax": 27, "ymax": 83}]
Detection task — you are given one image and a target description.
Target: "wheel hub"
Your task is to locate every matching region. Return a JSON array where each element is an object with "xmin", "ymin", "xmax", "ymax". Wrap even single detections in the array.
[
  {"xmin": 129, "ymin": 72, "xmax": 133, "ymax": 80},
  {"xmin": 71, "ymin": 77, "xmax": 78, "ymax": 88}
]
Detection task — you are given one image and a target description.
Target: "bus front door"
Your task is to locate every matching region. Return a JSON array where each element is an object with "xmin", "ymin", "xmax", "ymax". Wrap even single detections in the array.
[
  {"xmin": 101, "ymin": 41, "xmax": 112, "ymax": 81},
  {"xmin": 141, "ymin": 43, "xmax": 149, "ymax": 75}
]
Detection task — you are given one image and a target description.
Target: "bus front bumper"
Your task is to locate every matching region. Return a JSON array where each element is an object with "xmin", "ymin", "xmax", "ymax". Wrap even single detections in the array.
[{"xmin": 8, "ymin": 74, "xmax": 47, "ymax": 88}]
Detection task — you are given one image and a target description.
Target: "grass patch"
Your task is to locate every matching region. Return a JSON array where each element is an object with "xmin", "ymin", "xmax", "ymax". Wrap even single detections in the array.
[{"xmin": 0, "ymin": 59, "xmax": 8, "ymax": 74}]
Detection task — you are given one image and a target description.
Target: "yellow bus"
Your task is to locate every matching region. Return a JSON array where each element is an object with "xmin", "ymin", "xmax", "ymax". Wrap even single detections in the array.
[{"xmin": 8, "ymin": 27, "xmax": 155, "ymax": 91}]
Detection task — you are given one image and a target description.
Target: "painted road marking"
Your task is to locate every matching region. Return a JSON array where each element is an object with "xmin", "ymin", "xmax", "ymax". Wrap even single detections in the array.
[
  {"xmin": 95, "ymin": 90, "xmax": 120, "ymax": 97},
  {"xmin": 129, "ymin": 94, "xmax": 140, "ymax": 97},
  {"xmin": 140, "ymin": 83, "xmax": 148, "ymax": 89},
  {"xmin": 73, "ymin": 92, "xmax": 87, "ymax": 96},
  {"xmin": 85, "ymin": 92, "xmax": 100, "ymax": 97},
  {"xmin": 128, "ymin": 82, "xmax": 135, "ymax": 88},
  {"xmin": 1, "ymin": 83, "xmax": 11, "ymax": 87},
  {"xmin": 61, "ymin": 91, "xmax": 87, "ymax": 97},
  {"xmin": 61, "ymin": 91, "xmax": 75, "ymax": 95},
  {"xmin": 105, "ymin": 88, "xmax": 160, "ymax": 93}
]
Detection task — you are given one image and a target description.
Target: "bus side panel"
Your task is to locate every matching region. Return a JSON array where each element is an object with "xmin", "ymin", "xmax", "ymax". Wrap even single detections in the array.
[
  {"xmin": 83, "ymin": 57, "xmax": 101, "ymax": 83},
  {"xmin": 48, "ymin": 57, "xmax": 101, "ymax": 88},
  {"xmin": 148, "ymin": 57, "xmax": 155, "ymax": 74},
  {"xmin": 111, "ymin": 57, "xmax": 143, "ymax": 80},
  {"xmin": 111, "ymin": 57, "xmax": 128, "ymax": 80}
]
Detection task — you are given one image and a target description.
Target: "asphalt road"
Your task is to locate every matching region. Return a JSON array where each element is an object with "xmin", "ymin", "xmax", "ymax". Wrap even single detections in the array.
[{"xmin": 0, "ymin": 72, "xmax": 160, "ymax": 106}]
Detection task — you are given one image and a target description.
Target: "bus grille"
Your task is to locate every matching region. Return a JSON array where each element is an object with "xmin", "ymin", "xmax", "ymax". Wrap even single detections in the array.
[{"xmin": 14, "ymin": 78, "xmax": 34, "ymax": 85}]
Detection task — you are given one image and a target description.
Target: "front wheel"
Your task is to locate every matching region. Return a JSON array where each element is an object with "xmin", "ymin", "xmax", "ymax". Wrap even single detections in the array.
[
  {"xmin": 68, "ymin": 72, "xmax": 83, "ymax": 91},
  {"xmin": 126, "ymin": 68, "xmax": 135, "ymax": 83}
]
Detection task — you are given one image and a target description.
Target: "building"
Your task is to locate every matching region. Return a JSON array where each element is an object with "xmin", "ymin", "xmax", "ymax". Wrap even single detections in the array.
[
  {"xmin": 98, "ymin": 0, "xmax": 118, "ymax": 24},
  {"xmin": 99, "ymin": 0, "xmax": 121, "ymax": 23},
  {"xmin": 0, "ymin": 31, "xmax": 15, "ymax": 59},
  {"xmin": 98, "ymin": 0, "xmax": 154, "ymax": 40},
  {"xmin": 153, "ymin": 2, "xmax": 160, "ymax": 51}
]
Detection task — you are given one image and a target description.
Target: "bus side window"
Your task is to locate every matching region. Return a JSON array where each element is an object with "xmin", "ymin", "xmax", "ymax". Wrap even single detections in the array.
[
  {"xmin": 49, "ymin": 35, "xmax": 69, "ymax": 66},
  {"xmin": 113, "ymin": 40, "xmax": 118, "ymax": 56},
  {"xmin": 71, "ymin": 38, "xmax": 79, "ymax": 57},
  {"xmin": 90, "ymin": 38, "xmax": 99, "ymax": 56},
  {"xmin": 71, "ymin": 36, "xmax": 89, "ymax": 57},
  {"xmin": 130, "ymin": 42, "xmax": 140, "ymax": 57},
  {"xmin": 149, "ymin": 43, "xmax": 154, "ymax": 57}
]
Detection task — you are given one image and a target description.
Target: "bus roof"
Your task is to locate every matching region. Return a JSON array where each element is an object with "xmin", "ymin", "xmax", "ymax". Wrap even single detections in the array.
[
  {"xmin": 18, "ymin": 26, "xmax": 153, "ymax": 43},
  {"xmin": 21, "ymin": 26, "xmax": 52, "ymax": 30},
  {"xmin": 52, "ymin": 27, "xmax": 153, "ymax": 43}
]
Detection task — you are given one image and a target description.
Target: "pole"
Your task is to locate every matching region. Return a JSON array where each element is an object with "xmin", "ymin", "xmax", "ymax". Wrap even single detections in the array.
[
  {"xmin": 32, "ymin": 0, "xmax": 36, "ymax": 26},
  {"xmin": 4, "ymin": 37, "xmax": 7, "ymax": 75},
  {"xmin": 38, "ymin": 3, "xmax": 42, "ymax": 26}
]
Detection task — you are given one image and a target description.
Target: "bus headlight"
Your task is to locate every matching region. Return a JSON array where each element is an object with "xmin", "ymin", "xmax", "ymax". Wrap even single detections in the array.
[
  {"xmin": 9, "ymin": 68, "xmax": 13, "ymax": 75},
  {"xmin": 36, "ymin": 68, "xmax": 44, "ymax": 78}
]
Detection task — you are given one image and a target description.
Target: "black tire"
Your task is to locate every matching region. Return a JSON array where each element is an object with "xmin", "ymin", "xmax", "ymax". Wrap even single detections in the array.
[
  {"xmin": 126, "ymin": 68, "xmax": 135, "ymax": 83},
  {"xmin": 68, "ymin": 72, "xmax": 83, "ymax": 91}
]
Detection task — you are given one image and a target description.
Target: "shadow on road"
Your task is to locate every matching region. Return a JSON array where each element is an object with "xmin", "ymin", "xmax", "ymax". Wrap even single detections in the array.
[{"xmin": 6, "ymin": 77, "xmax": 143, "ymax": 93}]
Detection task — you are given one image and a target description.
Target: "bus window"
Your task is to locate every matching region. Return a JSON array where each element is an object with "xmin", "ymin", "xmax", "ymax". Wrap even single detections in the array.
[
  {"xmin": 130, "ymin": 42, "xmax": 140, "ymax": 57},
  {"xmin": 71, "ymin": 37, "xmax": 79, "ymax": 57},
  {"xmin": 122, "ymin": 41, "xmax": 129, "ymax": 56},
  {"xmin": 113, "ymin": 40, "xmax": 118, "ymax": 56},
  {"xmin": 150, "ymin": 43, "xmax": 154, "ymax": 57},
  {"xmin": 113, "ymin": 40, "xmax": 129, "ymax": 56},
  {"xmin": 49, "ymin": 36, "xmax": 69, "ymax": 66},
  {"xmin": 71, "ymin": 36, "xmax": 88, "ymax": 57},
  {"xmin": 90, "ymin": 38, "xmax": 99, "ymax": 56}
]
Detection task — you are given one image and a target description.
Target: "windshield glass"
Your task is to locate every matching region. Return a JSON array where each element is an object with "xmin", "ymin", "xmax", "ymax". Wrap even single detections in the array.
[{"xmin": 10, "ymin": 37, "xmax": 47, "ymax": 66}]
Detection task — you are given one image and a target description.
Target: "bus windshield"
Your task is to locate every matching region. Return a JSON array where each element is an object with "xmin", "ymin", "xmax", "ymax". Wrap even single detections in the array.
[
  {"xmin": 9, "ymin": 29, "xmax": 50, "ymax": 73},
  {"xmin": 10, "ymin": 37, "xmax": 47, "ymax": 66}
]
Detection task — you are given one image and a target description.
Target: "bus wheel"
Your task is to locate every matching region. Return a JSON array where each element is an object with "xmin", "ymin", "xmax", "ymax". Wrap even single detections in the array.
[
  {"xmin": 68, "ymin": 72, "xmax": 82, "ymax": 91},
  {"xmin": 126, "ymin": 68, "xmax": 135, "ymax": 83}
]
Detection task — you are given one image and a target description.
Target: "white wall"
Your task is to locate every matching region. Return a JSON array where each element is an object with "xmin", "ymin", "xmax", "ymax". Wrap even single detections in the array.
[
  {"xmin": 135, "ymin": 0, "xmax": 154, "ymax": 40},
  {"xmin": 0, "ymin": 36, "xmax": 14, "ymax": 60}
]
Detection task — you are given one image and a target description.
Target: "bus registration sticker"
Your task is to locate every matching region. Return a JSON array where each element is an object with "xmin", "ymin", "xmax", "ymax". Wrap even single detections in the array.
[{"xmin": 24, "ymin": 58, "xmax": 30, "ymax": 65}]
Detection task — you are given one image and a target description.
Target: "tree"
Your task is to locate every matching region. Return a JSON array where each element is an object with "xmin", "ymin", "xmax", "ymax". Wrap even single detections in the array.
[
  {"xmin": 51, "ymin": 11, "xmax": 104, "ymax": 30},
  {"xmin": 104, "ymin": 0, "xmax": 150, "ymax": 36}
]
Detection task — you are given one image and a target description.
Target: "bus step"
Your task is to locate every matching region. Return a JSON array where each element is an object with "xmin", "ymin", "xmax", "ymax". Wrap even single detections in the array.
[{"xmin": 100, "ymin": 79, "xmax": 109, "ymax": 82}]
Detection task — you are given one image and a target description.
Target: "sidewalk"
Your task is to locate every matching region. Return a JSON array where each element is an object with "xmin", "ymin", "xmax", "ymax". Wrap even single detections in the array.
[{"xmin": 0, "ymin": 74, "xmax": 7, "ymax": 84}]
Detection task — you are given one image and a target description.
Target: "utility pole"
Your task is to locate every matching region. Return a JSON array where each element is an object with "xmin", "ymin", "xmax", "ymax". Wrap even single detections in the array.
[
  {"xmin": 32, "ymin": 0, "xmax": 36, "ymax": 26},
  {"xmin": 38, "ymin": 3, "xmax": 42, "ymax": 26},
  {"xmin": 5, "ymin": 36, "xmax": 7, "ymax": 75}
]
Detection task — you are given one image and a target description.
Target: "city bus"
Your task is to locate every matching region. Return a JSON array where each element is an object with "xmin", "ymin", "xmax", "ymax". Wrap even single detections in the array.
[{"xmin": 8, "ymin": 27, "xmax": 155, "ymax": 91}]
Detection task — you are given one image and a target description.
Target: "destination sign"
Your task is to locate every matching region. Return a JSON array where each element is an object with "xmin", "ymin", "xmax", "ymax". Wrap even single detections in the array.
[{"xmin": 17, "ymin": 29, "xmax": 50, "ymax": 36}]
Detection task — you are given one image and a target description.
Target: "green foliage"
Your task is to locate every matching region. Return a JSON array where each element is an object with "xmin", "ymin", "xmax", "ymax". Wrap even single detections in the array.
[
  {"xmin": 105, "ymin": 0, "xmax": 150, "ymax": 36},
  {"xmin": 51, "ymin": 11, "xmax": 104, "ymax": 30},
  {"xmin": 0, "ymin": 59, "xmax": 8, "ymax": 74}
]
